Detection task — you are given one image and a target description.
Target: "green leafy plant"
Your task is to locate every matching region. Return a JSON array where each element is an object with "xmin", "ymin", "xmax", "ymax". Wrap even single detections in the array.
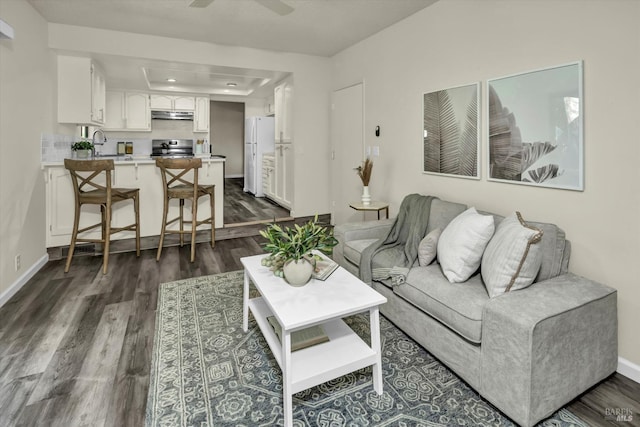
[
  {"xmin": 71, "ymin": 140, "xmax": 94, "ymax": 151},
  {"xmin": 259, "ymin": 216, "xmax": 338, "ymax": 278}
]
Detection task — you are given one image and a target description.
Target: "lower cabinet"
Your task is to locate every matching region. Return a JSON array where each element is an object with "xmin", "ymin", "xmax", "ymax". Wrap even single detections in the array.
[
  {"xmin": 262, "ymin": 154, "xmax": 276, "ymax": 199},
  {"xmin": 274, "ymin": 143, "xmax": 293, "ymax": 208},
  {"xmin": 263, "ymin": 144, "xmax": 293, "ymax": 209},
  {"xmin": 44, "ymin": 161, "xmax": 224, "ymax": 248}
]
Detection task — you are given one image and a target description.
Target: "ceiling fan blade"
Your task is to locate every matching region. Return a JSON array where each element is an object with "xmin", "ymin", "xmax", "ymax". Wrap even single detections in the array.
[
  {"xmin": 253, "ymin": 0, "xmax": 294, "ymax": 16},
  {"xmin": 189, "ymin": 0, "xmax": 215, "ymax": 8}
]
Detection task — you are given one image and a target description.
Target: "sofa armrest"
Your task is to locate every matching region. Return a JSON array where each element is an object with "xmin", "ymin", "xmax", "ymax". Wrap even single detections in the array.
[
  {"xmin": 332, "ymin": 219, "xmax": 394, "ymax": 268},
  {"xmin": 481, "ymin": 273, "xmax": 617, "ymax": 427}
]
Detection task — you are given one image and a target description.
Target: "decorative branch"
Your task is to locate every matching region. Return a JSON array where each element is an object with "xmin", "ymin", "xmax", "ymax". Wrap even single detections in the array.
[{"xmin": 355, "ymin": 157, "xmax": 373, "ymax": 186}]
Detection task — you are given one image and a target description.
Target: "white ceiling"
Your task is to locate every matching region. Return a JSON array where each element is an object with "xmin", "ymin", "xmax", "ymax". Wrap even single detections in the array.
[{"xmin": 28, "ymin": 0, "xmax": 438, "ymax": 97}]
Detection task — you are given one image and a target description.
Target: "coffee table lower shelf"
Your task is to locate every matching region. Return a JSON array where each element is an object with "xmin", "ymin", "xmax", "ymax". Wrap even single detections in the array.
[{"xmin": 249, "ymin": 297, "xmax": 378, "ymax": 394}]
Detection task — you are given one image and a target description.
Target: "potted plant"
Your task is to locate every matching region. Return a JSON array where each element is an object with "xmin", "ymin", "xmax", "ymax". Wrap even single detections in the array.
[
  {"xmin": 71, "ymin": 140, "xmax": 94, "ymax": 159},
  {"xmin": 259, "ymin": 215, "xmax": 338, "ymax": 286}
]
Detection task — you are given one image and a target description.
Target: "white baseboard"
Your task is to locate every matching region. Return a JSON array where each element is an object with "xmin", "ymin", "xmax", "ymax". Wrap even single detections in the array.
[
  {"xmin": 0, "ymin": 253, "xmax": 48, "ymax": 307},
  {"xmin": 618, "ymin": 356, "xmax": 640, "ymax": 384},
  {"xmin": 225, "ymin": 174, "xmax": 244, "ymax": 179}
]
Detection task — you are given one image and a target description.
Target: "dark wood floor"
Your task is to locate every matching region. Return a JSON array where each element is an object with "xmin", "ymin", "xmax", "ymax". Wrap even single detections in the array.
[
  {"xmin": 1, "ymin": 240, "xmax": 639, "ymax": 426},
  {"xmin": 223, "ymin": 177, "xmax": 290, "ymax": 225}
]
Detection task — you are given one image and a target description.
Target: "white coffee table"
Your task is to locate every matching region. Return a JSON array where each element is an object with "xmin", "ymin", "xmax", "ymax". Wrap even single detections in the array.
[{"xmin": 241, "ymin": 253, "xmax": 387, "ymax": 427}]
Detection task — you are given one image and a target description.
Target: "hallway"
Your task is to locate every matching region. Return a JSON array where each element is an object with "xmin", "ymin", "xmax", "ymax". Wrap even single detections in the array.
[{"xmin": 223, "ymin": 177, "xmax": 290, "ymax": 225}]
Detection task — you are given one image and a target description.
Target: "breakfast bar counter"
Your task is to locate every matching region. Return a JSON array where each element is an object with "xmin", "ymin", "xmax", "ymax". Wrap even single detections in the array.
[{"xmin": 42, "ymin": 156, "xmax": 225, "ymax": 248}]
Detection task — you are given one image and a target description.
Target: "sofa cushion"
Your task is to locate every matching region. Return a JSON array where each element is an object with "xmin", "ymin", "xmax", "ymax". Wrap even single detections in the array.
[
  {"xmin": 437, "ymin": 207, "xmax": 495, "ymax": 283},
  {"xmin": 481, "ymin": 212, "xmax": 543, "ymax": 297},
  {"xmin": 394, "ymin": 265, "xmax": 489, "ymax": 343},
  {"xmin": 418, "ymin": 228, "xmax": 441, "ymax": 266},
  {"xmin": 426, "ymin": 199, "xmax": 467, "ymax": 233},
  {"xmin": 343, "ymin": 238, "xmax": 379, "ymax": 266},
  {"xmin": 528, "ymin": 221, "xmax": 568, "ymax": 281}
]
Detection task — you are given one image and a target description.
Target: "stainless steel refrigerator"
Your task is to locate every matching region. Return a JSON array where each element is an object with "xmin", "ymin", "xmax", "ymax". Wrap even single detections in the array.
[{"xmin": 244, "ymin": 116, "xmax": 275, "ymax": 196}]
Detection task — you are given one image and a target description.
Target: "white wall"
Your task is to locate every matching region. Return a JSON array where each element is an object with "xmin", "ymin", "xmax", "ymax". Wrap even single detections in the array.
[
  {"xmin": 210, "ymin": 101, "xmax": 244, "ymax": 177},
  {"xmin": 47, "ymin": 24, "xmax": 333, "ymax": 218},
  {"xmin": 0, "ymin": 1, "xmax": 73, "ymax": 298},
  {"xmin": 332, "ymin": 0, "xmax": 640, "ymax": 368}
]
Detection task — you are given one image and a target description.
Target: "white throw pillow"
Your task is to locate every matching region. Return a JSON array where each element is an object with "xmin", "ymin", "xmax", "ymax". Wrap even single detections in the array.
[
  {"xmin": 481, "ymin": 212, "xmax": 543, "ymax": 298},
  {"xmin": 418, "ymin": 228, "xmax": 441, "ymax": 266},
  {"xmin": 437, "ymin": 207, "xmax": 495, "ymax": 283}
]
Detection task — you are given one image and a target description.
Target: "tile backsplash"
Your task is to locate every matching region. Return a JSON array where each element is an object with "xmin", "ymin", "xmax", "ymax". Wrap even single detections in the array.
[
  {"xmin": 41, "ymin": 133, "xmax": 74, "ymax": 162},
  {"xmin": 40, "ymin": 133, "xmax": 153, "ymax": 161}
]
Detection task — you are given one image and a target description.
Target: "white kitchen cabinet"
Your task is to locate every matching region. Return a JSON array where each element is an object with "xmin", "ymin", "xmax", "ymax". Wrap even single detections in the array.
[
  {"xmin": 174, "ymin": 96, "xmax": 195, "ymax": 111},
  {"xmin": 104, "ymin": 91, "xmax": 151, "ymax": 131},
  {"xmin": 150, "ymin": 95, "xmax": 195, "ymax": 111},
  {"xmin": 264, "ymin": 95, "xmax": 275, "ymax": 116},
  {"xmin": 44, "ymin": 160, "xmax": 225, "ymax": 248},
  {"xmin": 194, "ymin": 97, "xmax": 210, "ymax": 132},
  {"xmin": 263, "ymin": 154, "xmax": 276, "ymax": 199},
  {"xmin": 125, "ymin": 92, "xmax": 151, "ymax": 130},
  {"xmin": 105, "ymin": 91, "xmax": 126, "ymax": 129},
  {"xmin": 274, "ymin": 77, "xmax": 293, "ymax": 143},
  {"xmin": 57, "ymin": 55, "xmax": 106, "ymax": 125},
  {"xmin": 271, "ymin": 143, "xmax": 293, "ymax": 209}
]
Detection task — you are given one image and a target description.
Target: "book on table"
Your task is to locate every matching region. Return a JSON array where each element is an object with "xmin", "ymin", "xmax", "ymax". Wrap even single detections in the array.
[
  {"xmin": 267, "ymin": 316, "xmax": 329, "ymax": 351},
  {"xmin": 310, "ymin": 251, "xmax": 339, "ymax": 281}
]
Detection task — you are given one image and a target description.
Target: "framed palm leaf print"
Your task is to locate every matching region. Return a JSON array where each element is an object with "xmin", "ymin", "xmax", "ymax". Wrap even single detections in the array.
[
  {"xmin": 487, "ymin": 62, "xmax": 584, "ymax": 190},
  {"xmin": 423, "ymin": 82, "xmax": 480, "ymax": 179}
]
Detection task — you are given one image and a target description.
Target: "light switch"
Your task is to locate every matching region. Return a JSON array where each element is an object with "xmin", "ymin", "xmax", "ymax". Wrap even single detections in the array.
[
  {"xmin": 372, "ymin": 146, "xmax": 380, "ymax": 157},
  {"xmin": 366, "ymin": 146, "xmax": 371, "ymax": 156}
]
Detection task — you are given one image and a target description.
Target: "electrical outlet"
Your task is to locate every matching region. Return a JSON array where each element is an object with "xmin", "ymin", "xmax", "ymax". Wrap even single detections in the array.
[{"xmin": 14, "ymin": 254, "xmax": 21, "ymax": 271}]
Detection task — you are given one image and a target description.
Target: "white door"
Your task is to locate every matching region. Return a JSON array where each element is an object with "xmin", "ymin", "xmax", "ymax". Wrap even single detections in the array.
[{"xmin": 331, "ymin": 83, "xmax": 365, "ymax": 225}]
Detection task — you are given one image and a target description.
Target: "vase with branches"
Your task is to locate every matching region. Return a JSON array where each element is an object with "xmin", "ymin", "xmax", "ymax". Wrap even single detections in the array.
[{"xmin": 355, "ymin": 157, "xmax": 373, "ymax": 205}]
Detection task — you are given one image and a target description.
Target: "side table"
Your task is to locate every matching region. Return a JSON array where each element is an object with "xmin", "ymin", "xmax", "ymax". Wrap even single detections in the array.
[{"xmin": 349, "ymin": 201, "xmax": 390, "ymax": 220}]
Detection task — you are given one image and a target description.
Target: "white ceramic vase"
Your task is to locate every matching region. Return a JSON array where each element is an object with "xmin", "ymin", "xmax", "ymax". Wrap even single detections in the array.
[
  {"xmin": 361, "ymin": 186, "xmax": 371, "ymax": 205},
  {"xmin": 283, "ymin": 258, "xmax": 314, "ymax": 287}
]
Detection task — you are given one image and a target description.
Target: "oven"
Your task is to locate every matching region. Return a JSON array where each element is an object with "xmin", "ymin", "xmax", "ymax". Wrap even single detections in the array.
[{"xmin": 151, "ymin": 139, "xmax": 194, "ymax": 158}]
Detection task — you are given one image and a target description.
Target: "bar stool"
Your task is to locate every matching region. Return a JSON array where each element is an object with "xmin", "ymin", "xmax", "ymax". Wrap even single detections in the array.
[
  {"xmin": 155, "ymin": 158, "xmax": 215, "ymax": 262},
  {"xmin": 64, "ymin": 159, "xmax": 140, "ymax": 274}
]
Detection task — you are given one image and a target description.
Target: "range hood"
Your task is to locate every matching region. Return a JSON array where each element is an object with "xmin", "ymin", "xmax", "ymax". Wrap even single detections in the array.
[{"xmin": 151, "ymin": 110, "xmax": 194, "ymax": 121}]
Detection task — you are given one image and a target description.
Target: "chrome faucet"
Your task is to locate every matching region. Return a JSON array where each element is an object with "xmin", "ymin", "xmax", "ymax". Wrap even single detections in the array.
[{"xmin": 92, "ymin": 129, "xmax": 107, "ymax": 157}]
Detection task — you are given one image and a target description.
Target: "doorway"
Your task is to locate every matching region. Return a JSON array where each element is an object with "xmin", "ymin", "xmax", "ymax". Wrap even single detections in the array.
[
  {"xmin": 210, "ymin": 101, "xmax": 290, "ymax": 226},
  {"xmin": 331, "ymin": 83, "xmax": 365, "ymax": 225}
]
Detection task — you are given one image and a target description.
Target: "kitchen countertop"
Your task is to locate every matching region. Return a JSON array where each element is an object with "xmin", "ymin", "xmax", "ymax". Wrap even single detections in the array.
[{"xmin": 41, "ymin": 155, "xmax": 226, "ymax": 167}]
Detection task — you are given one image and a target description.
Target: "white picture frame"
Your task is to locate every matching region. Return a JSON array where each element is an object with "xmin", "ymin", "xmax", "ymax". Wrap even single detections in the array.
[
  {"xmin": 423, "ymin": 82, "xmax": 480, "ymax": 179},
  {"xmin": 486, "ymin": 61, "xmax": 584, "ymax": 190}
]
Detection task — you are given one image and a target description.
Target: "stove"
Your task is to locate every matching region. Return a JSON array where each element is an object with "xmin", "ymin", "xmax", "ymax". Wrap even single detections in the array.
[{"xmin": 151, "ymin": 139, "xmax": 194, "ymax": 158}]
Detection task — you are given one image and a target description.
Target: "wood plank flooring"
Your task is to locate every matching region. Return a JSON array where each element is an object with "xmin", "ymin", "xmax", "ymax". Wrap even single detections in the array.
[
  {"xmin": 1, "ymin": 239, "xmax": 639, "ymax": 426},
  {"xmin": 223, "ymin": 177, "xmax": 290, "ymax": 225}
]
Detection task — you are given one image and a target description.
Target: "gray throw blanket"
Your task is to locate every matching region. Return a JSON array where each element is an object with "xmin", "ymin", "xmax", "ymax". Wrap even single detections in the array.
[{"xmin": 359, "ymin": 194, "xmax": 436, "ymax": 285}]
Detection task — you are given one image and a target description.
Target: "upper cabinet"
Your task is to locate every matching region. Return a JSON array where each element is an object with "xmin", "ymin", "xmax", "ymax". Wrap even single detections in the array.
[
  {"xmin": 150, "ymin": 95, "xmax": 195, "ymax": 111},
  {"xmin": 274, "ymin": 77, "xmax": 293, "ymax": 143},
  {"xmin": 57, "ymin": 55, "xmax": 106, "ymax": 126},
  {"xmin": 194, "ymin": 97, "xmax": 210, "ymax": 133},
  {"xmin": 104, "ymin": 91, "xmax": 151, "ymax": 131}
]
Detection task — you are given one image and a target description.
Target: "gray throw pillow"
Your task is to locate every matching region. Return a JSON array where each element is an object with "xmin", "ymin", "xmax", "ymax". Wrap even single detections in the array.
[
  {"xmin": 437, "ymin": 207, "xmax": 495, "ymax": 283},
  {"xmin": 481, "ymin": 211, "xmax": 543, "ymax": 298},
  {"xmin": 418, "ymin": 228, "xmax": 441, "ymax": 266}
]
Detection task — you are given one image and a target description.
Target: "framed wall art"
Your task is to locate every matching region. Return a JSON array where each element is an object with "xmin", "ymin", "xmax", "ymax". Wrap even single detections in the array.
[
  {"xmin": 423, "ymin": 82, "xmax": 480, "ymax": 179},
  {"xmin": 487, "ymin": 61, "xmax": 583, "ymax": 190}
]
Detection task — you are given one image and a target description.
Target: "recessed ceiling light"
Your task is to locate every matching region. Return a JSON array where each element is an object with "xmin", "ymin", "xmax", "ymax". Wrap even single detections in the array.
[
  {"xmin": 167, "ymin": 78, "xmax": 177, "ymax": 83},
  {"xmin": 226, "ymin": 82, "xmax": 237, "ymax": 87}
]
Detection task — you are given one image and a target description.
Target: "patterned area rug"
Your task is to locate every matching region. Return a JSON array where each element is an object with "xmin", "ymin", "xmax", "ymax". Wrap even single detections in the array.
[{"xmin": 146, "ymin": 271, "xmax": 586, "ymax": 427}]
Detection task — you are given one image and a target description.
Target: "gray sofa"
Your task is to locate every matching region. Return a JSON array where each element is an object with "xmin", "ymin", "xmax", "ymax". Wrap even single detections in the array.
[{"xmin": 333, "ymin": 197, "xmax": 617, "ymax": 427}]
